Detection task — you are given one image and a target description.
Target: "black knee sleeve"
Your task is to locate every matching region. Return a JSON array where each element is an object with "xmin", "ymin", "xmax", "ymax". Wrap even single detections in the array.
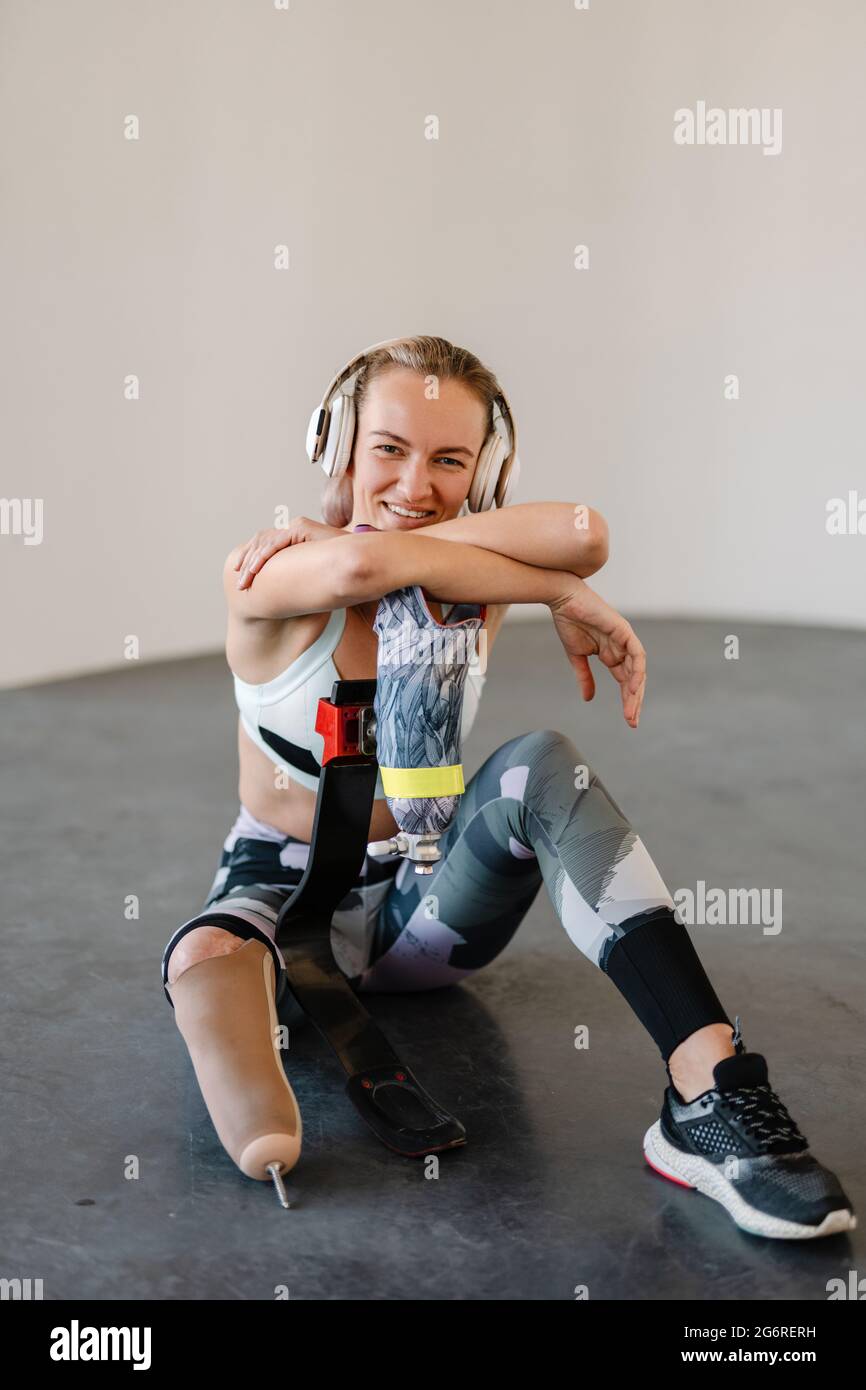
[{"xmin": 601, "ymin": 907, "xmax": 732, "ymax": 1062}]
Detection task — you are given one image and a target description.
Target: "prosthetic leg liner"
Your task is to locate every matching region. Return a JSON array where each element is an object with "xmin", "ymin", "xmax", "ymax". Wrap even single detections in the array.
[{"xmin": 168, "ymin": 939, "xmax": 302, "ymax": 1180}]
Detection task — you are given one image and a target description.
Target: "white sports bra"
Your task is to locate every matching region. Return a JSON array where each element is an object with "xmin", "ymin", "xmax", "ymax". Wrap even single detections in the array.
[{"xmin": 233, "ymin": 604, "xmax": 487, "ymax": 799}]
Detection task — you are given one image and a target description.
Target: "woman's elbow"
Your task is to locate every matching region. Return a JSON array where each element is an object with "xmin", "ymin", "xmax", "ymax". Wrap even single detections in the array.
[
  {"xmin": 573, "ymin": 509, "xmax": 609, "ymax": 576},
  {"xmin": 590, "ymin": 511, "xmax": 609, "ymax": 568}
]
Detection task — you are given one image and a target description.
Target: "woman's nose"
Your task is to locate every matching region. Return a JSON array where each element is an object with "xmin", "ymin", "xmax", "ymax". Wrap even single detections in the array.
[{"xmin": 398, "ymin": 459, "xmax": 435, "ymax": 503}]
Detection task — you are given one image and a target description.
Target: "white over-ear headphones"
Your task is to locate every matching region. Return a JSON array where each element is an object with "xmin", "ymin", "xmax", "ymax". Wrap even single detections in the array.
[{"xmin": 306, "ymin": 336, "xmax": 520, "ymax": 512}]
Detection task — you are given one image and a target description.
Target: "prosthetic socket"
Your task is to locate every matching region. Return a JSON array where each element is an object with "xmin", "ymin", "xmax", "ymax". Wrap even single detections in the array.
[
  {"xmin": 367, "ymin": 585, "xmax": 487, "ymax": 874},
  {"xmin": 168, "ymin": 939, "xmax": 302, "ymax": 1181}
]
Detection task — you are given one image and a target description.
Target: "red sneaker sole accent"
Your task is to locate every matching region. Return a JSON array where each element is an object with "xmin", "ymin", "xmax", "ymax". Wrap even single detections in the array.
[{"xmin": 644, "ymin": 1152, "xmax": 695, "ymax": 1189}]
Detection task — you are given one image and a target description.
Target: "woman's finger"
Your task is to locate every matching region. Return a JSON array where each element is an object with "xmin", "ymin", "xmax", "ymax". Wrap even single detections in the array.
[
  {"xmin": 621, "ymin": 669, "xmax": 636, "ymax": 724},
  {"xmin": 238, "ymin": 531, "xmax": 294, "ymax": 587},
  {"xmin": 575, "ymin": 654, "xmax": 595, "ymax": 702},
  {"xmin": 260, "ymin": 536, "xmax": 289, "ymax": 564},
  {"xmin": 634, "ymin": 680, "xmax": 646, "ymax": 724},
  {"xmin": 597, "ymin": 631, "xmax": 630, "ymax": 671},
  {"xmin": 626, "ymin": 656, "xmax": 645, "ymax": 697},
  {"xmin": 610, "ymin": 630, "xmax": 645, "ymax": 695},
  {"xmin": 236, "ymin": 547, "xmax": 261, "ymax": 587},
  {"xmin": 233, "ymin": 528, "xmax": 271, "ymax": 569},
  {"xmin": 238, "ymin": 548, "xmax": 257, "ymax": 575},
  {"xmin": 624, "ymin": 663, "xmax": 646, "ymax": 727},
  {"xmin": 600, "ymin": 643, "xmax": 629, "ymax": 682}
]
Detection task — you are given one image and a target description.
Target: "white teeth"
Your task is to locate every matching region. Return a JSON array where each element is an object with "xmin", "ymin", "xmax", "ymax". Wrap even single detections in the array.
[{"xmin": 385, "ymin": 503, "xmax": 431, "ymax": 518}]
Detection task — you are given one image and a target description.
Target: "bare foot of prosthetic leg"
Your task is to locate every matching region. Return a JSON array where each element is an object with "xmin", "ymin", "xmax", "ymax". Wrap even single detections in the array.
[{"xmin": 167, "ymin": 939, "xmax": 302, "ymax": 1193}]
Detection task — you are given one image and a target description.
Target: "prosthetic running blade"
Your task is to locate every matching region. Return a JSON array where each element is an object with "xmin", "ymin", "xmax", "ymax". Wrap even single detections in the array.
[{"xmin": 274, "ymin": 680, "xmax": 466, "ymax": 1157}]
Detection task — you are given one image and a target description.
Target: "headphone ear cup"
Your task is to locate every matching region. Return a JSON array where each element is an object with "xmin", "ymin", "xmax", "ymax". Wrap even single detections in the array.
[
  {"xmin": 319, "ymin": 392, "xmax": 356, "ymax": 480},
  {"xmin": 306, "ymin": 405, "xmax": 326, "ymax": 464},
  {"xmin": 467, "ymin": 440, "xmax": 487, "ymax": 512},
  {"xmin": 469, "ymin": 435, "xmax": 505, "ymax": 512},
  {"xmin": 333, "ymin": 391, "xmax": 356, "ymax": 479},
  {"xmin": 495, "ymin": 449, "xmax": 520, "ymax": 507}
]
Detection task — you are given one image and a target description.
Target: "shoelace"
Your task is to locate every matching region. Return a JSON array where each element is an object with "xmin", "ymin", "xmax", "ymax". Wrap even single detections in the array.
[{"xmin": 701, "ymin": 1085, "xmax": 808, "ymax": 1152}]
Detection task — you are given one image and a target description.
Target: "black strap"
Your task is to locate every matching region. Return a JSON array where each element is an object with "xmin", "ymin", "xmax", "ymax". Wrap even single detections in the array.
[{"xmin": 273, "ymin": 683, "xmax": 465, "ymax": 1154}]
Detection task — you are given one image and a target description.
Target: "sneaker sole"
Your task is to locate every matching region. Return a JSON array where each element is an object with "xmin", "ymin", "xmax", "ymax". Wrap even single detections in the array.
[{"xmin": 643, "ymin": 1120, "xmax": 857, "ymax": 1240}]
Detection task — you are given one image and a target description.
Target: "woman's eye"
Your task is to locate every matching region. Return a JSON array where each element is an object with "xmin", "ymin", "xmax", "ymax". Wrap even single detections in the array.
[{"xmin": 375, "ymin": 445, "xmax": 462, "ymax": 467}]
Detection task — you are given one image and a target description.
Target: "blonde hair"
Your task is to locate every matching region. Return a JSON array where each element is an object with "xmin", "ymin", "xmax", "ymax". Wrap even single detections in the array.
[{"xmin": 319, "ymin": 335, "xmax": 505, "ymax": 527}]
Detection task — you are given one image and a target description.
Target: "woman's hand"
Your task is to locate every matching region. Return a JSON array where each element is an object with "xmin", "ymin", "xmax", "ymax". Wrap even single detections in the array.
[
  {"xmin": 232, "ymin": 517, "xmax": 346, "ymax": 588},
  {"xmin": 548, "ymin": 579, "xmax": 646, "ymax": 728}
]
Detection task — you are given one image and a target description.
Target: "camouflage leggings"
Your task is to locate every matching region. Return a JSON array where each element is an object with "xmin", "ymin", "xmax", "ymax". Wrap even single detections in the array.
[{"xmin": 162, "ymin": 729, "xmax": 730, "ymax": 1057}]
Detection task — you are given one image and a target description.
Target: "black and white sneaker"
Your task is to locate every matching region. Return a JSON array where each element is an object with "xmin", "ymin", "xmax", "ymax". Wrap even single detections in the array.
[{"xmin": 643, "ymin": 1018, "xmax": 857, "ymax": 1239}]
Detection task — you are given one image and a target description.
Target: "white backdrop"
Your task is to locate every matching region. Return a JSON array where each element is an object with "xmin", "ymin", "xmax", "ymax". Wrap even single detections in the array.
[{"xmin": 2, "ymin": 0, "xmax": 864, "ymax": 688}]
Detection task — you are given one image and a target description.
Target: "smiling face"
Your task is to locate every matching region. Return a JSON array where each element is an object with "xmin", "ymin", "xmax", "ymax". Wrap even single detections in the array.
[{"xmin": 343, "ymin": 366, "xmax": 488, "ymax": 532}]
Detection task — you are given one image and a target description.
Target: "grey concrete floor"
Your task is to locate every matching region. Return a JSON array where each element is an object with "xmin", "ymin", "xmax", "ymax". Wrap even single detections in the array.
[{"xmin": 1, "ymin": 617, "xmax": 863, "ymax": 1300}]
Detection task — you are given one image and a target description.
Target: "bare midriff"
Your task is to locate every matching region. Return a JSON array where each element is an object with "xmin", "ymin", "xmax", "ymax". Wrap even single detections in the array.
[{"xmin": 234, "ymin": 600, "xmax": 449, "ymax": 845}]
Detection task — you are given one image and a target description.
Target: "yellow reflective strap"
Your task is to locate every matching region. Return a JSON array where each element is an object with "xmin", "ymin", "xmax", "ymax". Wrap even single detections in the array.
[{"xmin": 379, "ymin": 764, "xmax": 465, "ymax": 798}]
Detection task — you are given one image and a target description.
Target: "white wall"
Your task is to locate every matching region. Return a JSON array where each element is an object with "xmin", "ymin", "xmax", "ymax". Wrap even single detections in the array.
[{"xmin": 3, "ymin": 0, "xmax": 864, "ymax": 688}]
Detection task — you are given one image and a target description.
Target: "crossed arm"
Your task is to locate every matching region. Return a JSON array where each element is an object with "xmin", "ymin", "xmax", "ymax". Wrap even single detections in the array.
[
  {"xmin": 413, "ymin": 500, "xmax": 609, "ymax": 579},
  {"xmin": 341, "ymin": 501, "xmax": 608, "ymax": 643},
  {"xmin": 227, "ymin": 500, "xmax": 645, "ymax": 726},
  {"xmin": 231, "ymin": 502, "xmax": 608, "ymax": 609}
]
